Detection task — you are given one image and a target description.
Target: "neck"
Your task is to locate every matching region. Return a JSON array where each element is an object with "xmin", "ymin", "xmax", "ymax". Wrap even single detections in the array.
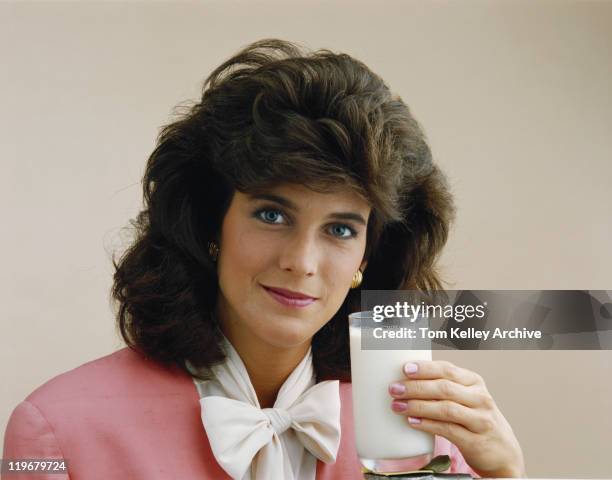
[{"xmin": 218, "ymin": 314, "xmax": 311, "ymax": 409}]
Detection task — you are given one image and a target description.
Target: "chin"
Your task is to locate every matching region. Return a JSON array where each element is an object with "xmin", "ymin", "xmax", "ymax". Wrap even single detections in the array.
[{"xmin": 259, "ymin": 320, "xmax": 314, "ymax": 349}]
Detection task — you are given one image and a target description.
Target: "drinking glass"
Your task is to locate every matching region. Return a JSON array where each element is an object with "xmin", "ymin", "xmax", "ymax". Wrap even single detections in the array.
[{"xmin": 348, "ymin": 310, "xmax": 435, "ymax": 474}]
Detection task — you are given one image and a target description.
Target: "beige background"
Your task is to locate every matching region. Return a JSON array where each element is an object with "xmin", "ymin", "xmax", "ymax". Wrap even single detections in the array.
[{"xmin": 1, "ymin": 1, "xmax": 611, "ymax": 477}]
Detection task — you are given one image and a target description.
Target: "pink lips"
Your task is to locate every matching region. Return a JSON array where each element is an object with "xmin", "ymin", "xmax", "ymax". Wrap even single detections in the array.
[{"xmin": 262, "ymin": 285, "xmax": 317, "ymax": 308}]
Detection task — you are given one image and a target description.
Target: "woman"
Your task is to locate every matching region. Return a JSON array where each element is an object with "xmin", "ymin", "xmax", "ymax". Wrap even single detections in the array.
[{"xmin": 3, "ymin": 39, "xmax": 525, "ymax": 479}]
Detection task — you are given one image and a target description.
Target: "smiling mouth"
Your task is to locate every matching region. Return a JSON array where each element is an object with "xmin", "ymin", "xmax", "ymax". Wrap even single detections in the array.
[
  {"xmin": 261, "ymin": 285, "xmax": 317, "ymax": 300},
  {"xmin": 261, "ymin": 285, "xmax": 318, "ymax": 308}
]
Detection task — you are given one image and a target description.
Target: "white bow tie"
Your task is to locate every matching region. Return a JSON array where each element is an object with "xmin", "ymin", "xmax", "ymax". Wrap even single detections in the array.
[{"xmin": 190, "ymin": 336, "xmax": 341, "ymax": 480}]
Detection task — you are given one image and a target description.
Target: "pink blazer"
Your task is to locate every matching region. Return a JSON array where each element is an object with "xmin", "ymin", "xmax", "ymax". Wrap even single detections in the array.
[{"xmin": 3, "ymin": 347, "xmax": 476, "ymax": 479}]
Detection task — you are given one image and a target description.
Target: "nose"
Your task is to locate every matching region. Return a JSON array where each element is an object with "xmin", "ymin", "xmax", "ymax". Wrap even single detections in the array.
[{"xmin": 278, "ymin": 231, "xmax": 319, "ymax": 277}]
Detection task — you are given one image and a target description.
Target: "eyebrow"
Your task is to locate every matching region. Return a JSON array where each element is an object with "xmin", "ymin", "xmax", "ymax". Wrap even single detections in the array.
[{"xmin": 248, "ymin": 193, "xmax": 368, "ymax": 226}]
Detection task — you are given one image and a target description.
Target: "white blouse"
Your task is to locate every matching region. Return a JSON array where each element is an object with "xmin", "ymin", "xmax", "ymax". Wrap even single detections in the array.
[{"xmin": 186, "ymin": 334, "xmax": 342, "ymax": 480}]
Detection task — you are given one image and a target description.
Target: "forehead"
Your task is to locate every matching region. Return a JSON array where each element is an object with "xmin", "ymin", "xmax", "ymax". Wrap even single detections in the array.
[{"xmin": 241, "ymin": 182, "xmax": 371, "ymax": 212}]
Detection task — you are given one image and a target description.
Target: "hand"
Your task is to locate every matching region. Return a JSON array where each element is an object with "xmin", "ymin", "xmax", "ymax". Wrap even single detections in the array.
[{"xmin": 388, "ymin": 360, "xmax": 526, "ymax": 478}]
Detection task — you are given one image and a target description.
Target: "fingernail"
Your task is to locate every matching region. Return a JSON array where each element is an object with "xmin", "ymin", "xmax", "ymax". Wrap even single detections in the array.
[
  {"xmin": 408, "ymin": 416, "xmax": 422, "ymax": 424},
  {"xmin": 389, "ymin": 383, "xmax": 406, "ymax": 396},
  {"xmin": 391, "ymin": 401, "xmax": 408, "ymax": 412},
  {"xmin": 404, "ymin": 362, "xmax": 418, "ymax": 375}
]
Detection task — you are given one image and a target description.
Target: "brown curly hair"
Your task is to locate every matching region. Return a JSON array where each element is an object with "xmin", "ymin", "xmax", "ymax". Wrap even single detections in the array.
[{"xmin": 111, "ymin": 39, "xmax": 455, "ymax": 382}]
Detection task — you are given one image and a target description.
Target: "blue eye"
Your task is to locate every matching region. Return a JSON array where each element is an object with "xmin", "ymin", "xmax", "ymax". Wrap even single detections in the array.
[
  {"xmin": 329, "ymin": 224, "xmax": 358, "ymax": 239},
  {"xmin": 255, "ymin": 208, "xmax": 285, "ymax": 224},
  {"xmin": 253, "ymin": 207, "xmax": 358, "ymax": 240}
]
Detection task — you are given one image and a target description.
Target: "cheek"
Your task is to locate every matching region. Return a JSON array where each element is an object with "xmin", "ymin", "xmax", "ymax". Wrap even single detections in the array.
[
  {"xmin": 219, "ymin": 229, "xmax": 277, "ymax": 294},
  {"xmin": 321, "ymin": 251, "xmax": 361, "ymax": 297}
]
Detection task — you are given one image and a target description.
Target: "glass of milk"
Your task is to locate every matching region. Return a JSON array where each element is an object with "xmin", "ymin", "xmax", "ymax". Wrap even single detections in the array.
[{"xmin": 349, "ymin": 310, "xmax": 434, "ymax": 474}]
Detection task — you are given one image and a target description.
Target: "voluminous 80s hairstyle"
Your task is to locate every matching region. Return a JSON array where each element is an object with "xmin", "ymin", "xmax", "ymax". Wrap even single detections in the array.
[{"xmin": 111, "ymin": 39, "xmax": 455, "ymax": 382}]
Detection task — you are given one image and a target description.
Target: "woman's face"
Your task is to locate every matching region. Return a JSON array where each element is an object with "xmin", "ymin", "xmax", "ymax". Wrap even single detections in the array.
[{"xmin": 215, "ymin": 182, "xmax": 370, "ymax": 350}]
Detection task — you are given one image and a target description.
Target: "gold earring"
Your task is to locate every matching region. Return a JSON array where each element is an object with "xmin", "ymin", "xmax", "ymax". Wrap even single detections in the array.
[
  {"xmin": 208, "ymin": 241, "xmax": 219, "ymax": 262},
  {"xmin": 350, "ymin": 269, "xmax": 363, "ymax": 289}
]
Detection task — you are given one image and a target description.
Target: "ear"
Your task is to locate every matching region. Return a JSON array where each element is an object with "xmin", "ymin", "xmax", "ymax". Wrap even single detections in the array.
[{"xmin": 359, "ymin": 259, "xmax": 368, "ymax": 271}]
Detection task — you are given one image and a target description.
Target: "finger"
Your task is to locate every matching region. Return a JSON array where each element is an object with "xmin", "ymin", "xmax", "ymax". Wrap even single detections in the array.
[
  {"xmin": 391, "ymin": 378, "xmax": 483, "ymax": 408},
  {"xmin": 394, "ymin": 399, "xmax": 491, "ymax": 434},
  {"xmin": 405, "ymin": 415, "xmax": 474, "ymax": 447},
  {"xmin": 402, "ymin": 360, "xmax": 483, "ymax": 387}
]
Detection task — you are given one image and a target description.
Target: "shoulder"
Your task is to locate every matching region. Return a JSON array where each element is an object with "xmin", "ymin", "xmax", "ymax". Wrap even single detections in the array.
[
  {"xmin": 4, "ymin": 349, "xmax": 224, "ymax": 478},
  {"xmin": 5, "ymin": 346, "xmax": 195, "ymax": 442},
  {"xmin": 24, "ymin": 347, "xmax": 192, "ymax": 407},
  {"xmin": 3, "ymin": 347, "xmax": 200, "ymax": 463}
]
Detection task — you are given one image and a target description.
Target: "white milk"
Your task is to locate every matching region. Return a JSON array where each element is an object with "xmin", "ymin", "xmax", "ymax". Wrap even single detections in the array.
[{"xmin": 349, "ymin": 325, "xmax": 435, "ymax": 460}]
